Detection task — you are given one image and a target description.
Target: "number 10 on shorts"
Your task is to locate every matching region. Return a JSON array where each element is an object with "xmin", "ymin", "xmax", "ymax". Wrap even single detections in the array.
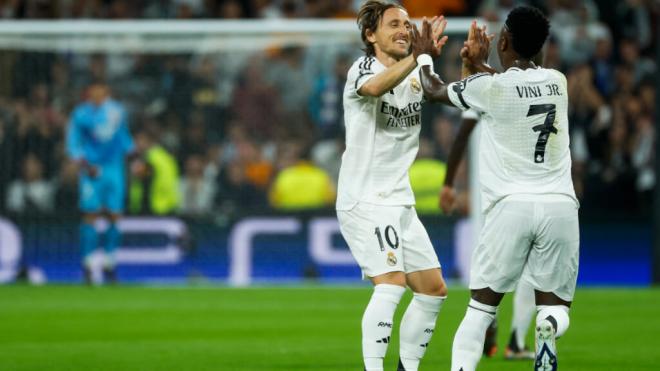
[{"xmin": 374, "ymin": 226, "xmax": 399, "ymax": 251}]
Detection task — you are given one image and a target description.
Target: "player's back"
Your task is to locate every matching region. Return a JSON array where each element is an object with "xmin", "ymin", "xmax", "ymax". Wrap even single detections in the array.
[{"xmin": 477, "ymin": 67, "xmax": 576, "ymax": 211}]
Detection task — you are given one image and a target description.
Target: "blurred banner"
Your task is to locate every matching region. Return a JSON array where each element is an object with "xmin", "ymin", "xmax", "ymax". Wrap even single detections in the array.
[{"xmin": 0, "ymin": 214, "xmax": 651, "ymax": 286}]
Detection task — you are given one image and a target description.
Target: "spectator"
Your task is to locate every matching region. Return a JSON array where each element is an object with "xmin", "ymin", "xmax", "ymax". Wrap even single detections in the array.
[
  {"xmin": 409, "ymin": 138, "xmax": 447, "ymax": 215},
  {"xmin": 617, "ymin": 38, "xmax": 656, "ymax": 87},
  {"xmin": 311, "ymin": 136, "xmax": 343, "ymax": 184},
  {"xmin": 631, "ymin": 115, "xmax": 654, "ymax": 214},
  {"xmin": 179, "ymin": 110, "xmax": 210, "ymax": 161},
  {"xmin": 269, "ymin": 142, "xmax": 335, "ymax": 210},
  {"xmin": 216, "ymin": 161, "xmax": 267, "ymax": 212},
  {"xmin": 331, "ymin": 0, "xmax": 356, "ymax": 18},
  {"xmin": 54, "ymin": 159, "xmax": 79, "ymax": 213},
  {"xmin": 232, "ymin": 58, "xmax": 281, "ymax": 140},
  {"xmin": 590, "ymin": 33, "xmax": 615, "ymax": 98},
  {"xmin": 9, "ymin": 98, "xmax": 59, "ymax": 179},
  {"xmin": 308, "ymin": 54, "xmax": 349, "ymax": 139},
  {"xmin": 217, "ymin": 0, "xmax": 245, "ymax": 18},
  {"xmin": 0, "ymin": 0, "xmax": 654, "ymax": 222},
  {"xmin": 236, "ymin": 139, "xmax": 274, "ymax": 191},
  {"xmin": 431, "ymin": 115, "xmax": 455, "ymax": 162},
  {"xmin": 6, "ymin": 153, "xmax": 54, "ymax": 214},
  {"xmin": 402, "ymin": 0, "xmax": 466, "ymax": 17},
  {"xmin": 614, "ymin": 0, "xmax": 652, "ymax": 50},
  {"xmin": 179, "ymin": 154, "xmax": 217, "ymax": 216},
  {"xmin": 264, "ymin": 46, "xmax": 311, "ymax": 116},
  {"xmin": 128, "ymin": 129, "xmax": 180, "ymax": 215}
]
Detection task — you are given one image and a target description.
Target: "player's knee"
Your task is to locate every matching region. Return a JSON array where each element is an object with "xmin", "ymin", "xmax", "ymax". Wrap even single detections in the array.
[
  {"xmin": 416, "ymin": 280, "xmax": 448, "ymax": 297},
  {"xmin": 371, "ymin": 271, "xmax": 406, "ymax": 287},
  {"xmin": 537, "ymin": 305, "xmax": 570, "ymax": 338}
]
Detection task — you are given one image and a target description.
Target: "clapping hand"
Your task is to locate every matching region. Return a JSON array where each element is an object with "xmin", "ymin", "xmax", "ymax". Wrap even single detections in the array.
[
  {"xmin": 429, "ymin": 16, "xmax": 449, "ymax": 58},
  {"xmin": 460, "ymin": 21, "xmax": 495, "ymax": 76},
  {"xmin": 411, "ymin": 17, "xmax": 449, "ymax": 59}
]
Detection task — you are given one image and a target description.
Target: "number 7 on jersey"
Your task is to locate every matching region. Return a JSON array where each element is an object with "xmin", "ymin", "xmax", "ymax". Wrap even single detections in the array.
[{"xmin": 527, "ymin": 104, "xmax": 557, "ymax": 163}]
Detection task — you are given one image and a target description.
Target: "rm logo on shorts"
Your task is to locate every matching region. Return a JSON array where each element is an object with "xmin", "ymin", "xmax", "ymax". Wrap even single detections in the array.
[{"xmin": 386, "ymin": 252, "xmax": 397, "ymax": 266}]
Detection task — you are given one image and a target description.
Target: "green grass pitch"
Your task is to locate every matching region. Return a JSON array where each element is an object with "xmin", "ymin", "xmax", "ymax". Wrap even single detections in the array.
[{"xmin": 1, "ymin": 285, "xmax": 659, "ymax": 370}]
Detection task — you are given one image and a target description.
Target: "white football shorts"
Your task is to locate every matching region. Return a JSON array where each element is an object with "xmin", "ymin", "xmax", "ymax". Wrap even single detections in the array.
[
  {"xmin": 337, "ymin": 202, "xmax": 441, "ymax": 279},
  {"xmin": 470, "ymin": 194, "xmax": 579, "ymax": 302}
]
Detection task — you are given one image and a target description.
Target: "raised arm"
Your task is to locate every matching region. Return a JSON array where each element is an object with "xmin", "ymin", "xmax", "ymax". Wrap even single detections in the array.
[
  {"xmin": 358, "ymin": 54, "xmax": 417, "ymax": 97},
  {"xmin": 411, "ymin": 20, "xmax": 455, "ymax": 105},
  {"xmin": 460, "ymin": 21, "xmax": 497, "ymax": 76},
  {"xmin": 419, "ymin": 65, "xmax": 453, "ymax": 105}
]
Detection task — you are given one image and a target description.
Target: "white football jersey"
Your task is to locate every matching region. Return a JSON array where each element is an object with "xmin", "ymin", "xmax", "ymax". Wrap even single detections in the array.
[
  {"xmin": 448, "ymin": 67, "xmax": 578, "ymax": 213},
  {"xmin": 336, "ymin": 56, "xmax": 425, "ymax": 210}
]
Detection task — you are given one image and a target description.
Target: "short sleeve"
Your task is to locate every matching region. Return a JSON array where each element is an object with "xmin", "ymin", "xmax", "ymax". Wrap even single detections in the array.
[
  {"xmin": 447, "ymin": 73, "xmax": 493, "ymax": 112},
  {"xmin": 346, "ymin": 57, "xmax": 378, "ymax": 98}
]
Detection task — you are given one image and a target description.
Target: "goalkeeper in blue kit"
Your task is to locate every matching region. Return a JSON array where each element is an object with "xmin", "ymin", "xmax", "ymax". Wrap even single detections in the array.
[{"xmin": 66, "ymin": 81, "xmax": 134, "ymax": 284}]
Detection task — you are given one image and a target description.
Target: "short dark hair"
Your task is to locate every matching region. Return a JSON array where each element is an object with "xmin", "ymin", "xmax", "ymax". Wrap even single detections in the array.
[
  {"xmin": 504, "ymin": 6, "xmax": 550, "ymax": 59},
  {"xmin": 357, "ymin": 0, "xmax": 405, "ymax": 57}
]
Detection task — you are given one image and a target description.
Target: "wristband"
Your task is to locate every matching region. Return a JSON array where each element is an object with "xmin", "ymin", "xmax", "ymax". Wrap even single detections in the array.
[{"xmin": 416, "ymin": 54, "xmax": 433, "ymax": 67}]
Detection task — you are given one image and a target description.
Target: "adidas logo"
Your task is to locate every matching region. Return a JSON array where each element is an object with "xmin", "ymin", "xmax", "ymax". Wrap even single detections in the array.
[{"xmin": 376, "ymin": 336, "xmax": 390, "ymax": 344}]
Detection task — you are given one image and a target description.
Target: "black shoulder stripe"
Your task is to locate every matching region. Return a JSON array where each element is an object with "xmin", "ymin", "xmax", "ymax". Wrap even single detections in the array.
[
  {"xmin": 355, "ymin": 71, "xmax": 374, "ymax": 89},
  {"xmin": 452, "ymin": 81, "xmax": 470, "ymax": 110},
  {"xmin": 359, "ymin": 57, "xmax": 374, "ymax": 72}
]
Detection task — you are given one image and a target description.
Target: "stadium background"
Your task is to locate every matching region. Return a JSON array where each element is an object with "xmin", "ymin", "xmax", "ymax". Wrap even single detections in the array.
[
  {"xmin": 0, "ymin": 0, "xmax": 655, "ymax": 285},
  {"xmin": 0, "ymin": 1, "xmax": 658, "ymax": 370}
]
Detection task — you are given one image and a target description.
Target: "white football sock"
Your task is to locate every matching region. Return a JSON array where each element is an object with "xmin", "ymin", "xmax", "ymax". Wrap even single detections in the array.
[
  {"xmin": 451, "ymin": 299, "xmax": 497, "ymax": 371},
  {"xmin": 362, "ymin": 284, "xmax": 406, "ymax": 371},
  {"xmin": 511, "ymin": 281, "xmax": 536, "ymax": 349},
  {"xmin": 537, "ymin": 305, "xmax": 570, "ymax": 338},
  {"xmin": 399, "ymin": 293, "xmax": 446, "ymax": 370}
]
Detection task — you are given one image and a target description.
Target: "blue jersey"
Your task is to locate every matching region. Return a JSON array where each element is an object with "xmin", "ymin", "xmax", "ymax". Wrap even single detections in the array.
[
  {"xmin": 66, "ymin": 99, "xmax": 134, "ymax": 168},
  {"xmin": 67, "ymin": 99, "xmax": 133, "ymax": 213}
]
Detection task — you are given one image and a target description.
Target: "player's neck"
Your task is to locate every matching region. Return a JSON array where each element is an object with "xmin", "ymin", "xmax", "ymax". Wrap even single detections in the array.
[
  {"xmin": 505, "ymin": 56, "xmax": 537, "ymax": 71},
  {"xmin": 373, "ymin": 49, "xmax": 402, "ymax": 68}
]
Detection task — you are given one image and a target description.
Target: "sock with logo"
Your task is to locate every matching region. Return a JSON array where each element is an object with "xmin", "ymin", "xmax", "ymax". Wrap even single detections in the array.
[
  {"xmin": 451, "ymin": 299, "xmax": 498, "ymax": 371},
  {"xmin": 362, "ymin": 284, "xmax": 406, "ymax": 371},
  {"xmin": 80, "ymin": 222, "xmax": 98, "ymax": 267},
  {"xmin": 398, "ymin": 293, "xmax": 446, "ymax": 370}
]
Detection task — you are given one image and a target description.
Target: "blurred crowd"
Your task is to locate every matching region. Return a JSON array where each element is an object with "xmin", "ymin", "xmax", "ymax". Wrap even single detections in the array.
[{"xmin": 0, "ymin": 0, "xmax": 656, "ymax": 219}]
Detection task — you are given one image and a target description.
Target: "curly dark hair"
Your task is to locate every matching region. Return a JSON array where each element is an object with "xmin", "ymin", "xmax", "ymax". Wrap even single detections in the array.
[
  {"xmin": 504, "ymin": 6, "xmax": 550, "ymax": 59},
  {"xmin": 357, "ymin": 0, "xmax": 405, "ymax": 57}
]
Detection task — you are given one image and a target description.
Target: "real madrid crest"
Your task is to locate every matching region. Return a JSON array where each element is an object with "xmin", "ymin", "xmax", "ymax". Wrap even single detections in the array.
[
  {"xmin": 386, "ymin": 252, "xmax": 397, "ymax": 266},
  {"xmin": 410, "ymin": 77, "xmax": 421, "ymax": 94}
]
